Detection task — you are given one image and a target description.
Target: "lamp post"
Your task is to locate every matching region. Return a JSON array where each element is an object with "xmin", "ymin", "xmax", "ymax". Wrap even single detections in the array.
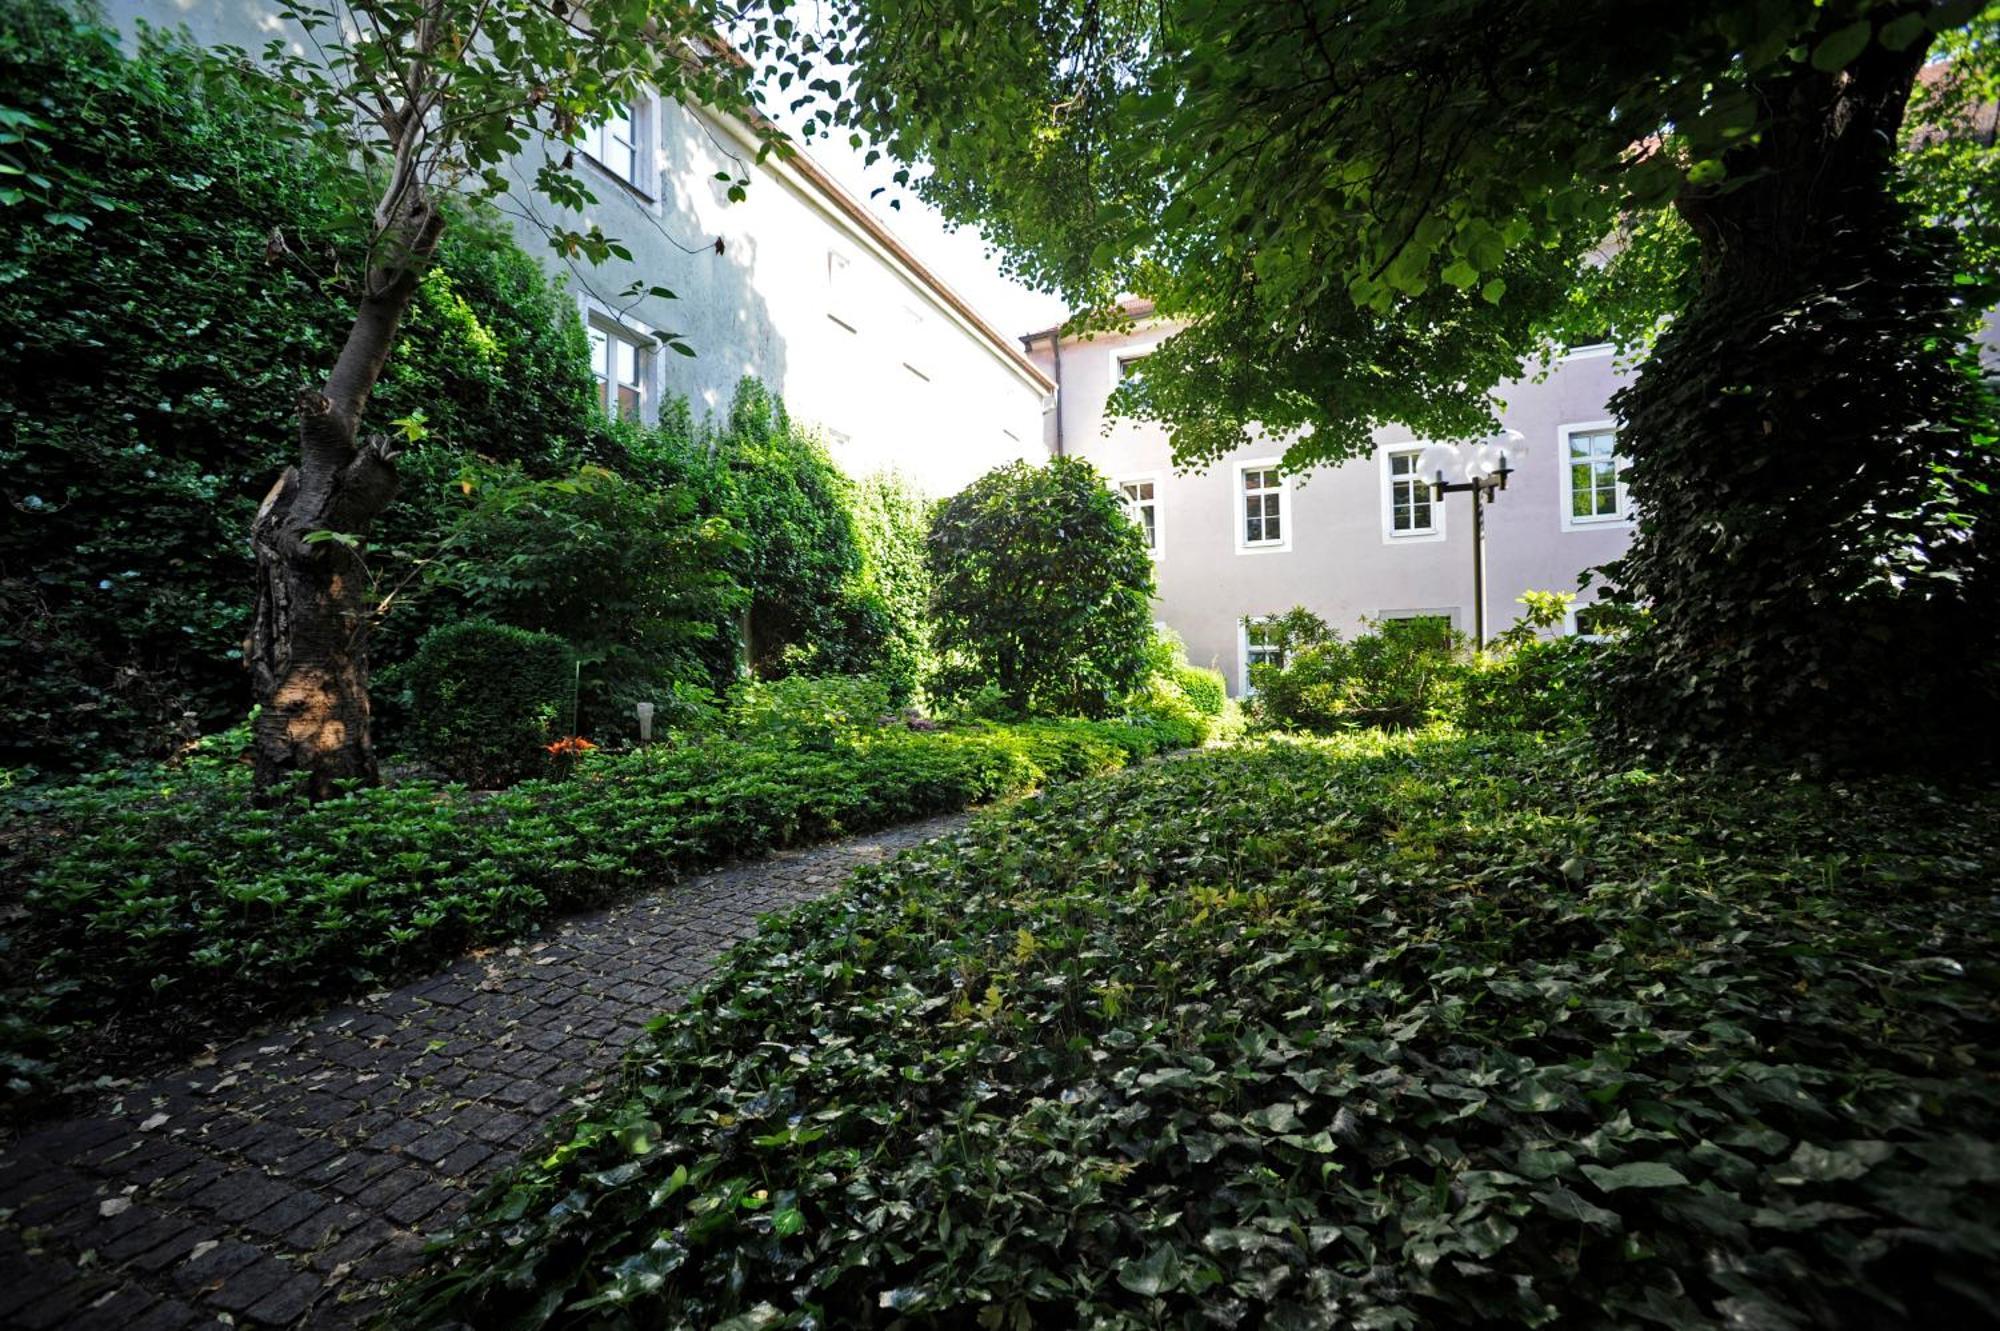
[{"xmin": 1415, "ymin": 431, "xmax": 1526, "ymax": 649}]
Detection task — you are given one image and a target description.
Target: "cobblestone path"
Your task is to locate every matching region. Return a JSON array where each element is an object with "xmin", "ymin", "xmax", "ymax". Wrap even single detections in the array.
[{"xmin": 0, "ymin": 813, "xmax": 969, "ymax": 1330}]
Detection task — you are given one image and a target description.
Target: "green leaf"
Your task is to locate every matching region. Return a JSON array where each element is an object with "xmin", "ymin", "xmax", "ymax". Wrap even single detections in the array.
[
  {"xmin": 1811, "ymin": 20, "xmax": 1873, "ymax": 72},
  {"xmin": 1878, "ymin": 13, "xmax": 1928, "ymax": 51},
  {"xmin": 1116, "ymin": 1244, "xmax": 1183, "ymax": 1297},
  {"xmin": 1581, "ymin": 1161, "xmax": 1690, "ymax": 1192}
]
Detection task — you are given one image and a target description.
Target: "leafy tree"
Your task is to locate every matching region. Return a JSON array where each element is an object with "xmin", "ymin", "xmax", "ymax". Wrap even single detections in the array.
[
  {"xmin": 189, "ymin": 0, "xmax": 763, "ymax": 798},
  {"xmin": 0, "ymin": 4, "xmax": 600, "ymax": 773},
  {"xmin": 756, "ymin": 0, "xmax": 2000, "ymax": 765},
  {"xmin": 928, "ymin": 457, "xmax": 1155, "ymax": 716}
]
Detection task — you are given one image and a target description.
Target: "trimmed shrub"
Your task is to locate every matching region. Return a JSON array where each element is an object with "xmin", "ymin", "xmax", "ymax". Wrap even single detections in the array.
[
  {"xmin": 851, "ymin": 471, "xmax": 935, "ymax": 706},
  {"xmin": 421, "ymin": 464, "xmax": 745, "ymax": 736},
  {"xmin": 409, "ymin": 622, "xmax": 574, "ymax": 787},
  {"xmin": 728, "ymin": 674, "xmax": 892, "ymax": 750},
  {"xmin": 1459, "ymin": 636, "xmax": 1602, "ymax": 736},
  {"xmin": 928, "ymin": 458, "xmax": 1155, "ymax": 717},
  {"xmin": 1172, "ymin": 663, "xmax": 1227, "ymax": 717}
]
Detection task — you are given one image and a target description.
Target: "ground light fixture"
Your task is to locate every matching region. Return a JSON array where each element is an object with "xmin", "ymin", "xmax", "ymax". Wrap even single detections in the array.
[{"xmin": 1416, "ymin": 430, "xmax": 1527, "ymax": 648}]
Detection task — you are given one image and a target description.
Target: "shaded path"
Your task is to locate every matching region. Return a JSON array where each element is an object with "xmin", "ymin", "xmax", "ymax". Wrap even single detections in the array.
[{"xmin": 0, "ymin": 813, "xmax": 970, "ymax": 1329}]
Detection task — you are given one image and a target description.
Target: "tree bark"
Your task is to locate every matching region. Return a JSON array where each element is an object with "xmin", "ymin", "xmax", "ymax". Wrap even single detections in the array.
[
  {"xmin": 1600, "ymin": 16, "xmax": 2000, "ymax": 769},
  {"xmin": 249, "ymin": 197, "xmax": 446, "ymax": 800}
]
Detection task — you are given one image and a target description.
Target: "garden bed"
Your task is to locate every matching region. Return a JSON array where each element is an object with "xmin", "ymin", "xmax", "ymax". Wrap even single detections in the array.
[
  {"xmin": 399, "ymin": 731, "xmax": 2000, "ymax": 1329},
  {"xmin": 0, "ymin": 714, "xmax": 1196, "ymax": 1126}
]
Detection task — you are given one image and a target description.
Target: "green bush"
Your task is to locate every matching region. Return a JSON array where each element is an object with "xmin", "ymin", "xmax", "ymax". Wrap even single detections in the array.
[
  {"xmin": 1172, "ymin": 663, "xmax": 1227, "ymax": 717},
  {"xmin": 1251, "ymin": 616, "xmax": 1467, "ymax": 732},
  {"xmin": 0, "ymin": 711, "xmax": 1197, "ymax": 1122},
  {"xmin": 409, "ymin": 622, "xmax": 575, "ymax": 787},
  {"xmin": 398, "ymin": 734, "xmax": 2000, "ymax": 1331},
  {"xmin": 0, "ymin": 3, "xmax": 604, "ymax": 772},
  {"xmin": 1459, "ymin": 636, "xmax": 1602, "ymax": 736},
  {"xmin": 727, "ymin": 674, "xmax": 892, "ymax": 749},
  {"xmin": 422, "ymin": 464, "xmax": 745, "ymax": 736},
  {"xmin": 715, "ymin": 380, "xmax": 888, "ymax": 679},
  {"xmin": 929, "ymin": 457, "xmax": 1156, "ymax": 717},
  {"xmin": 851, "ymin": 471, "xmax": 935, "ymax": 706}
]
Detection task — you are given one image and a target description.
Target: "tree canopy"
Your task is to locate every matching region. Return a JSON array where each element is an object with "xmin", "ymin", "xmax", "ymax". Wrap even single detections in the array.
[{"xmin": 747, "ymin": 0, "xmax": 1996, "ymax": 468}]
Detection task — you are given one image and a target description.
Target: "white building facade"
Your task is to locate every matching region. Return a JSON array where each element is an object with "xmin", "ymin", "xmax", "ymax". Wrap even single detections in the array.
[
  {"xmin": 1024, "ymin": 312, "xmax": 1636, "ymax": 695},
  {"xmin": 104, "ymin": 1, "xmax": 1053, "ymax": 499}
]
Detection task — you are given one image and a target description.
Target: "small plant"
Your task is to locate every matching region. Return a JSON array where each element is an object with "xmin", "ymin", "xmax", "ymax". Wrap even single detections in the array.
[{"xmin": 543, "ymin": 734, "xmax": 598, "ymax": 777}]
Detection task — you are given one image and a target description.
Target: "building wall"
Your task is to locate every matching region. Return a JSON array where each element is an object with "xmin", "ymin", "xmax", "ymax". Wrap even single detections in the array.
[
  {"xmin": 1028, "ymin": 323, "xmax": 1637, "ymax": 693},
  {"xmin": 104, "ymin": 0, "xmax": 1050, "ymax": 498}
]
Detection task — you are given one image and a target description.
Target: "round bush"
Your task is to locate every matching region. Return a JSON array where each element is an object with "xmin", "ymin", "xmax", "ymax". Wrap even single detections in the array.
[
  {"xmin": 1171, "ymin": 663, "xmax": 1227, "ymax": 717},
  {"xmin": 409, "ymin": 621, "xmax": 574, "ymax": 786}
]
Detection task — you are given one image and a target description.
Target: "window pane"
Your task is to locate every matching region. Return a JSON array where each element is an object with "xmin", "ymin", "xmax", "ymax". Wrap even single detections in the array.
[
  {"xmin": 1266, "ymin": 513, "xmax": 1280, "ymax": 541},
  {"xmin": 614, "ymin": 339, "xmax": 637, "ymax": 387},
  {"xmin": 617, "ymin": 384, "xmax": 640, "ymax": 419}
]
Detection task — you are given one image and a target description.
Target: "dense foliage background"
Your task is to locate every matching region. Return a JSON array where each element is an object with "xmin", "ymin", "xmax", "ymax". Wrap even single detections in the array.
[
  {"xmin": 0, "ymin": 3, "xmax": 601, "ymax": 771},
  {"xmin": 0, "ymin": 3, "xmax": 938, "ymax": 773}
]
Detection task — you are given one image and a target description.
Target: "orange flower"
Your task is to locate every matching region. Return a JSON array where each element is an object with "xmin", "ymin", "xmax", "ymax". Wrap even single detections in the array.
[{"xmin": 545, "ymin": 736, "xmax": 598, "ymax": 756}]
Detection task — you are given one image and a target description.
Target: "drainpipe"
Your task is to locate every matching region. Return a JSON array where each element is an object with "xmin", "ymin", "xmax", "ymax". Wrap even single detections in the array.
[{"xmin": 1051, "ymin": 333, "xmax": 1065, "ymax": 457}]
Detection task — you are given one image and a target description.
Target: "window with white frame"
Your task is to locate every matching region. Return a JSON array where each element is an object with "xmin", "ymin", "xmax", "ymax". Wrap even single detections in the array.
[
  {"xmin": 1378, "ymin": 610, "xmax": 1457, "ymax": 640},
  {"xmin": 1241, "ymin": 616, "xmax": 1284, "ymax": 694},
  {"xmin": 588, "ymin": 322, "xmax": 649, "ymax": 421},
  {"xmin": 1560, "ymin": 424, "xmax": 1628, "ymax": 527},
  {"xmin": 1385, "ymin": 448, "xmax": 1439, "ymax": 538},
  {"xmin": 1114, "ymin": 351, "xmax": 1150, "ymax": 385},
  {"xmin": 1569, "ymin": 600, "xmax": 1622, "ymax": 640},
  {"xmin": 1237, "ymin": 462, "xmax": 1287, "ymax": 550},
  {"xmin": 827, "ymin": 249, "xmax": 856, "ymax": 331},
  {"xmin": 1118, "ymin": 477, "xmax": 1160, "ymax": 554},
  {"xmin": 583, "ymin": 103, "xmax": 642, "ymax": 189}
]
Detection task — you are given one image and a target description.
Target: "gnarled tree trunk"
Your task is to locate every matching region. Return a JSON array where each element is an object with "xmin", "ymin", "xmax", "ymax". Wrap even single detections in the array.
[
  {"xmin": 249, "ymin": 197, "xmax": 445, "ymax": 800},
  {"xmin": 1604, "ymin": 25, "xmax": 2000, "ymax": 768}
]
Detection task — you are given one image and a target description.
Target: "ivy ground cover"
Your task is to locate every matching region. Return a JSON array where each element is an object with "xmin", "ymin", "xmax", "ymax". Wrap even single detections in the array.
[
  {"xmin": 0, "ymin": 715, "xmax": 1194, "ymax": 1125},
  {"xmin": 400, "ymin": 733, "xmax": 2000, "ymax": 1330}
]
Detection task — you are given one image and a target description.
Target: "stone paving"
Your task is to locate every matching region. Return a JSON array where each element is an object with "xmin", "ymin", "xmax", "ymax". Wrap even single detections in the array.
[{"xmin": 0, "ymin": 813, "xmax": 969, "ymax": 1330}]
